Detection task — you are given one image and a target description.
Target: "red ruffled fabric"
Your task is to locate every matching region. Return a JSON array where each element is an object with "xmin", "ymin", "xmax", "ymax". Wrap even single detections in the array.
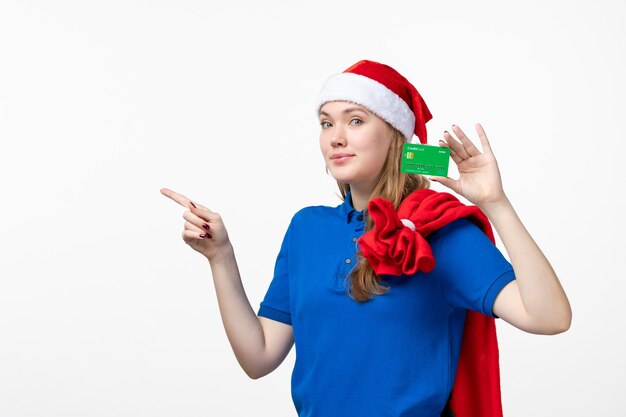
[{"xmin": 358, "ymin": 188, "xmax": 503, "ymax": 417}]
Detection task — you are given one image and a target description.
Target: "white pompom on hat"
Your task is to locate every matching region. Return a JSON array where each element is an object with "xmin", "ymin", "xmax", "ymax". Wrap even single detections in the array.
[{"xmin": 315, "ymin": 59, "xmax": 433, "ymax": 144}]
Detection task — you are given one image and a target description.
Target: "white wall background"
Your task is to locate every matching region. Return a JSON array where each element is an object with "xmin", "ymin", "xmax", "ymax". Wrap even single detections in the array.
[{"xmin": 0, "ymin": 0, "xmax": 623, "ymax": 415}]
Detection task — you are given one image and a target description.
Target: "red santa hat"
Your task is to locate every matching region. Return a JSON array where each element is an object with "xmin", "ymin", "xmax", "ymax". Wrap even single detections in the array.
[{"xmin": 315, "ymin": 59, "xmax": 433, "ymax": 144}]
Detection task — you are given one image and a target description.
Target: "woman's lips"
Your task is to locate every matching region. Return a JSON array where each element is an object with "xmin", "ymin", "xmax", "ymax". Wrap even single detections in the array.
[{"xmin": 331, "ymin": 155, "xmax": 354, "ymax": 163}]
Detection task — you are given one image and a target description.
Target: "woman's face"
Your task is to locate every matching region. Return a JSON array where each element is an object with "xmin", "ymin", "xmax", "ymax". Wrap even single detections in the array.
[{"xmin": 319, "ymin": 101, "xmax": 393, "ymax": 187}]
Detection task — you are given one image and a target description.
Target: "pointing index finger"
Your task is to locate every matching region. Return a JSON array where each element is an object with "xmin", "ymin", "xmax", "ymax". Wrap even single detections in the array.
[
  {"xmin": 160, "ymin": 188, "xmax": 195, "ymax": 209},
  {"xmin": 160, "ymin": 188, "xmax": 214, "ymax": 213}
]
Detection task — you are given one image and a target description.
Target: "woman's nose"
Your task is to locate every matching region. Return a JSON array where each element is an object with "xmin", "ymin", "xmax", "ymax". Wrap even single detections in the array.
[{"xmin": 330, "ymin": 126, "xmax": 347, "ymax": 146}]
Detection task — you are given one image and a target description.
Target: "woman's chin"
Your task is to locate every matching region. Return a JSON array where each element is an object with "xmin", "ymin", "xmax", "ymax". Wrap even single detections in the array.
[{"xmin": 329, "ymin": 174, "xmax": 354, "ymax": 183}]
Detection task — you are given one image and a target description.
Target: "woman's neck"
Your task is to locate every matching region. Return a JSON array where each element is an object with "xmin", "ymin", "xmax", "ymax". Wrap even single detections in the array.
[{"xmin": 348, "ymin": 186, "xmax": 373, "ymax": 212}]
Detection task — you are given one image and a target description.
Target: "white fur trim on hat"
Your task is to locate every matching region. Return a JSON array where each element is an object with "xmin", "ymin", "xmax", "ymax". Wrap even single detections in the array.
[{"xmin": 315, "ymin": 72, "xmax": 416, "ymax": 142}]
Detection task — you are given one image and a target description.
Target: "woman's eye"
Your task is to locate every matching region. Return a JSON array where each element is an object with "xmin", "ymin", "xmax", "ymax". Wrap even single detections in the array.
[{"xmin": 320, "ymin": 119, "xmax": 361, "ymax": 128}]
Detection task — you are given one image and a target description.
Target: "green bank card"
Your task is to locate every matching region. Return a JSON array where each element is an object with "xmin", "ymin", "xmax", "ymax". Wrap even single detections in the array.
[{"xmin": 400, "ymin": 143, "xmax": 450, "ymax": 176}]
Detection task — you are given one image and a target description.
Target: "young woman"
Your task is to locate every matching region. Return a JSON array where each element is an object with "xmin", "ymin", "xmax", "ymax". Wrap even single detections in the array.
[{"xmin": 161, "ymin": 60, "xmax": 572, "ymax": 417}]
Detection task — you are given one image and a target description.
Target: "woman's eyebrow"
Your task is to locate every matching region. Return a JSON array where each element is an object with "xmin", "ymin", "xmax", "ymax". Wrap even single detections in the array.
[{"xmin": 319, "ymin": 107, "xmax": 369, "ymax": 117}]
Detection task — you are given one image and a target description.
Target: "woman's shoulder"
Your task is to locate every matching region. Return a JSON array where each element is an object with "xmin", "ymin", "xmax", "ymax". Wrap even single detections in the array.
[
  {"xmin": 428, "ymin": 217, "xmax": 487, "ymax": 248},
  {"xmin": 279, "ymin": 205, "xmax": 330, "ymax": 232},
  {"xmin": 291, "ymin": 201, "xmax": 345, "ymax": 223},
  {"xmin": 438, "ymin": 216, "xmax": 478, "ymax": 232},
  {"xmin": 290, "ymin": 205, "xmax": 327, "ymax": 221}
]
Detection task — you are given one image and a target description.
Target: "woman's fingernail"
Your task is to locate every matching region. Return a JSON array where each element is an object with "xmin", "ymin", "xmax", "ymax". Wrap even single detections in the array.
[
  {"xmin": 199, "ymin": 233, "xmax": 207, "ymax": 238},
  {"xmin": 202, "ymin": 223, "xmax": 210, "ymax": 230},
  {"xmin": 452, "ymin": 124, "xmax": 456, "ymax": 127},
  {"xmin": 190, "ymin": 201, "xmax": 197, "ymax": 208},
  {"xmin": 444, "ymin": 131, "xmax": 448, "ymax": 134}
]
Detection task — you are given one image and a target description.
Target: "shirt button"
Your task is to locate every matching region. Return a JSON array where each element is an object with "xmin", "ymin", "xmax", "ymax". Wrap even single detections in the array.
[
  {"xmin": 352, "ymin": 237, "xmax": 358, "ymax": 242},
  {"xmin": 345, "ymin": 258, "xmax": 351, "ymax": 264},
  {"xmin": 357, "ymin": 214, "xmax": 363, "ymax": 221}
]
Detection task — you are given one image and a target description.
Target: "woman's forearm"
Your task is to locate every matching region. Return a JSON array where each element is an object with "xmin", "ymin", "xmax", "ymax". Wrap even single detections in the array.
[
  {"xmin": 207, "ymin": 244, "xmax": 266, "ymax": 378},
  {"xmin": 480, "ymin": 195, "xmax": 572, "ymax": 331}
]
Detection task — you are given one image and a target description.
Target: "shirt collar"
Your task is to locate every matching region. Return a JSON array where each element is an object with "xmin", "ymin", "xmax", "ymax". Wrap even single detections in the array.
[{"xmin": 339, "ymin": 190, "xmax": 365, "ymax": 224}]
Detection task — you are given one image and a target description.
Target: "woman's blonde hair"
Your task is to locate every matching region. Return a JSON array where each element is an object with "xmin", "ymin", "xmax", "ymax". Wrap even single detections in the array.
[{"xmin": 329, "ymin": 122, "xmax": 431, "ymax": 303}]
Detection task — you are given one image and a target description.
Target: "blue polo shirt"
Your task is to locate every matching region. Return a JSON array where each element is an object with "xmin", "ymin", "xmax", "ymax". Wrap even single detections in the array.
[{"xmin": 257, "ymin": 190, "xmax": 516, "ymax": 417}]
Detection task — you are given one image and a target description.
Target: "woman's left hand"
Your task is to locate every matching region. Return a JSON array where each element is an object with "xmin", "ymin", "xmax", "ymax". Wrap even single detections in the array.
[{"xmin": 429, "ymin": 123, "xmax": 507, "ymax": 209}]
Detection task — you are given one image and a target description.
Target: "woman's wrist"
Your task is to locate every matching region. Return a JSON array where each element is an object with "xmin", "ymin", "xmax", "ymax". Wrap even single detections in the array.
[
  {"xmin": 206, "ymin": 242, "xmax": 235, "ymax": 264},
  {"xmin": 478, "ymin": 193, "xmax": 512, "ymax": 220}
]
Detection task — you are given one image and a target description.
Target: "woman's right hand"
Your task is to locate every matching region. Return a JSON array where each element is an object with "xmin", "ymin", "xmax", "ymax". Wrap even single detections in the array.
[{"xmin": 160, "ymin": 187, "xmax": 232, "ymax": 261}]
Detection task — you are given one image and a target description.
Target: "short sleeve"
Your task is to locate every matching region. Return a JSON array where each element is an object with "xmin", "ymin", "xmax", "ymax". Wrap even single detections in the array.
[
  {"xmin": 257, "ymin": 218, "xmax": 293, "ymax": 325},
  {"xmin": 431, "ymin": 217, "xmax": 516, "ymax": 318}
]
